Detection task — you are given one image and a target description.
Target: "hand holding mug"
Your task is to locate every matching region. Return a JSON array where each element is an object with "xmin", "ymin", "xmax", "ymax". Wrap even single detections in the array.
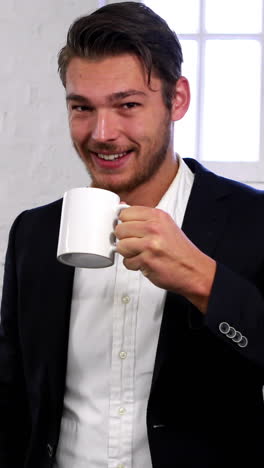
[{"xmin": 115, "ymin": 205, "xmax": 216, "ymax": 314}]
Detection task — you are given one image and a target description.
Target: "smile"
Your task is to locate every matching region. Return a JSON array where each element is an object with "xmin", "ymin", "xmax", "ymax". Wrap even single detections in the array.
[{"xmin": 96, "ymin": 151, "xmax": 130, "ymax": 161}]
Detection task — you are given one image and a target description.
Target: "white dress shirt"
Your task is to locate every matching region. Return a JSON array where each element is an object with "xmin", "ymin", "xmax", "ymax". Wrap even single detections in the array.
[{"xmin": 54, "ymin": 157, "xmax": 194, "ymax": 468}]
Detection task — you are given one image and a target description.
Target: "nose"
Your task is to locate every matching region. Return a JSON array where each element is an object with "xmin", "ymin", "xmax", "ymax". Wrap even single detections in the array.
[{"xmin": 91, "ymin": 110, "xmax": 119, "ymax": 142}]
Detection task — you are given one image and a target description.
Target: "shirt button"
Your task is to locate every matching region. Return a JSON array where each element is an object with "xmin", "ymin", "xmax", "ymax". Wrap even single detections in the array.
[
  {"xmin": 122, "ymin": 295, "xmax": 130, "ymax": 304},
  {"xmin": 119, "ymin": 351, "xmax": 127, "ymax": 359},
  {"xmin": 119, "ymin": 407, "xmax": 126, "ymax": 415}
]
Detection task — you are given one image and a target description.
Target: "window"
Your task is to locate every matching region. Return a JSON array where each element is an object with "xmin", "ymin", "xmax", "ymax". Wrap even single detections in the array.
[{"xmin": 143, "ymin": 0, "xmax": 264, "ymax": 183}]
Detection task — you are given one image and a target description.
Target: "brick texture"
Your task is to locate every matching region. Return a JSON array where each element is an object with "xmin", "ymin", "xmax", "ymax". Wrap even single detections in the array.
[{"xmin": 0, "ymin": 0, "xmax": 100, "ymax": 292}]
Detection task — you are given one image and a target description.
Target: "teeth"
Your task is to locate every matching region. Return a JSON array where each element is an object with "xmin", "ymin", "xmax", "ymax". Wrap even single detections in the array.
[{"xmin": 97, "ymin": 152, "xmax": 127, "ymax": 160}]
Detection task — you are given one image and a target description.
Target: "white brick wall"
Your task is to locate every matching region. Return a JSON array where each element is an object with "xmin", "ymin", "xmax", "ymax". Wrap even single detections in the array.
[{"xmin": 0, "ymin": 0, "xmax": 101, "ymax": 292}]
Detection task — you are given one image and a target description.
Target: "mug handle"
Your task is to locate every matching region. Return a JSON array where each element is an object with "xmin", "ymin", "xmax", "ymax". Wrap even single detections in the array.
[
  {"xmin": 110, "ymin": 203, "xmax": 130, "ymax": 253},
  {"xmin": 117, "ymin": 203, "xmax": 130, "ymax": 212}
]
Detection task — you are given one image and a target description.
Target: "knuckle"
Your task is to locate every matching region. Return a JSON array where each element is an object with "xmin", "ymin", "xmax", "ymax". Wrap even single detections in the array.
[
  {"xmin": 148, "ymin": 221, "xmax": 161, "ymax": 235},
  {"xmin": 156, "ymin": 208, "xmax": 168, "ymax": 220},
  {"xmin": 147, "ymin": 237, "xmax": 162, "ymax": 254}
]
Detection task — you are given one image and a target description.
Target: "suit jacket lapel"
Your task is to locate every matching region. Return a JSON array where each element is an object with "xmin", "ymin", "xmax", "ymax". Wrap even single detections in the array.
[
  {"xmin": 151, "ymin": 159, "xmax": 234, "ymax": 390},
  {"xmin": 47, "ymin": 260, "xmax": 74, "ymax": 422},
  {"xmin": 39, "ymin": 200, "xmax": 75, "ymax": 424},
  {"xmin": 181, "ymin": 158, "xmax": 232, "ymax": 256}
]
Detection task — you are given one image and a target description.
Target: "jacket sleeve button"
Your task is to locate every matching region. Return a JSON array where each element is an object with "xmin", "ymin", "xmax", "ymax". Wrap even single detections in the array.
[
  {"xmin": 232, "ymin": 331, "xmax": 242, "ymax": 343},
  {"xmin": 219, "ymin": 322, "xmax": 230, "ymax": 334},
  {"xmin": 226, "ymin": 326, "xmax": 236, "ymax": 338},
  {"xmin": 238, "ymin": 336, "xmax": 248, "ymax": 348}
]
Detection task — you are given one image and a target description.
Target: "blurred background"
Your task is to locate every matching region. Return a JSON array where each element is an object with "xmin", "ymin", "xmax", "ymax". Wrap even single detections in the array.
[{"xmin": 0, "ymin": 0, "xmax": 263, "ymax": 293}]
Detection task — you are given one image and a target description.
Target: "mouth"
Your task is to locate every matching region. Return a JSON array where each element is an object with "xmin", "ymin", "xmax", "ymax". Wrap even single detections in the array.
[
  {"xmin": 89, "ymin": 149, "xmax": 134, "ymax": 170},
  {"xmin": 93, "ymin": 150, "xmax": 132, "ymax": 160},
  {"xmin": 97, "ymin": 151, "xmax": 129, "ymax": 161}
]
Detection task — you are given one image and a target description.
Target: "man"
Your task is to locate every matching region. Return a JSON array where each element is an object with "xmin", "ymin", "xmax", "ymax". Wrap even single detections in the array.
[{"xmin": 1, "ymin": 2, "xmax": 264, "ymax": 467}]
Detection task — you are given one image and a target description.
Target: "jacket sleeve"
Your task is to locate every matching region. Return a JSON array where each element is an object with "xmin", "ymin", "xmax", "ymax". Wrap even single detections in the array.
[
  {"xmin": 205, "ymin": 261, "xmax": 264, "ymax": 369},
  {"xmin": 0, "ymin": 214, "xmax": 30, "ymax": 467}
]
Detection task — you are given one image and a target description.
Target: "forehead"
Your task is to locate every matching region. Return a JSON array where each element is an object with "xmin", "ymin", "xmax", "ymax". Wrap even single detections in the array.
[{"xmin": 65, "ymin": 54, "xmax": 162, "ymax": 97}]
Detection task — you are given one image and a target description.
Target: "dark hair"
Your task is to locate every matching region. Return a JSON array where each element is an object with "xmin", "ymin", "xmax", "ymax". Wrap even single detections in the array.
[{"xmin": 58, "ymin": 1, "xmax": 183, "ymax": 109}]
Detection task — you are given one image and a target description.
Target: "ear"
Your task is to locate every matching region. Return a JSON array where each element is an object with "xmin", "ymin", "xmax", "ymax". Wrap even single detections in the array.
[{"xmin": 171, "ymin": 76, "xmax": 191, "ymax": 122}]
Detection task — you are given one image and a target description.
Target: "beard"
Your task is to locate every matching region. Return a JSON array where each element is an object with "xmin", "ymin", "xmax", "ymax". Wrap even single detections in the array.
[{"xmin": 73, "ymin": 114, "xmax": 172, "ymax": 195}]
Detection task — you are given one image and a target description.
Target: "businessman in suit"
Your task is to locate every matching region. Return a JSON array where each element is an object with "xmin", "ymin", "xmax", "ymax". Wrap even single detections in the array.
[{"xmin": 1, "ymin": 2, "xmax": 264, "ymax": 467}]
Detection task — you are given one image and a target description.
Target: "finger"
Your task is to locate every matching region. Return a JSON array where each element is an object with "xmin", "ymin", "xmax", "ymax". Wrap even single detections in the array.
[
  {"xmin": 123, "ymin": 254, "xmax": 142, "ymax": 271},
  {"xmin": 118, "ymin": 205, "xmax": 158, "ymax": 222},
  {"xmin": 123, "ymin": 255, "xmax": 150, "ymax": 278},
  {"xmin": 115, "ymin": 220, "xmax": 148, "ymax": 240},
  {"xmin": 140, "ymin": 268, "xmax": 150, "ymax": 277},
  {"xmin": 116, "ymin": 237, "xmax": 143, "ymax": 258}
]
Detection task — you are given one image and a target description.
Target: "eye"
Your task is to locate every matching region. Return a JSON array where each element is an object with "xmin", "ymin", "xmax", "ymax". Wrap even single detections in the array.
[
  {"xmin": 71, "ymin": 105, "xmax": 93, "ymax": 112},
  {"xmin": 122, "ymin": 102, "xmax": 140, "ymax": 110}
]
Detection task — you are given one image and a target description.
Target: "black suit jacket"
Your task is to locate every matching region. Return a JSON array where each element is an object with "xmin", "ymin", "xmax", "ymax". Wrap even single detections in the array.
[{"xmin": 1, "ymin": 159, "xmax": 264, "ymax": 468}]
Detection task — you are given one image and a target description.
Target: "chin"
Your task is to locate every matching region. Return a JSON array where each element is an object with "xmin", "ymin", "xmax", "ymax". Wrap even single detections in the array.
[
  {"xmin": 87, "ymin": 170, "xmax": 132, "ymax": 192},
  {"xmin": 92, "ymin": 181, "xmax": 129, "ymax": 194}
]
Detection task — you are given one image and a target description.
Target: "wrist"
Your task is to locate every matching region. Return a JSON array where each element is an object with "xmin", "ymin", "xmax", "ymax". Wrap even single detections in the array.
[{"xmin": 184, "ymin": 257, "xmax": 217, "ymax": 315}]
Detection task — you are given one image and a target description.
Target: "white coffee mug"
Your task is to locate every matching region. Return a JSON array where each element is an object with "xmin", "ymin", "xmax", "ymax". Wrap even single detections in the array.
[{"xmin": 57, "ymin": 187, "xmax": 129, "ymax": 268}]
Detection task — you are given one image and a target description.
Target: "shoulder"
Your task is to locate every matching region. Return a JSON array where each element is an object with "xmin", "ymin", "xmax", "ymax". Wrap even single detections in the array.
[
  {"xmin": 184, "ymin": 157, "xmax": 264, "ymax": 202},
  {"xmin": 10, "ymin": 198, "xmax": 63, "ymax": 247},
  {"xmin": 20, "ymin": 198, "xmax": 63, "ymax": 222}
]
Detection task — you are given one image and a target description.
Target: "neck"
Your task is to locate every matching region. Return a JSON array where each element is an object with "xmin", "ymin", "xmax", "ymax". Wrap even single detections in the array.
[{"xmin": 118, "ymin": 153, "xmax": 179, "ymax": 207}]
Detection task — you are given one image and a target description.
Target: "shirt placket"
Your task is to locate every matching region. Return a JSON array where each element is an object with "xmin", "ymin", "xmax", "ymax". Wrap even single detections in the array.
[{"xmin": 108, "ymin": 255, "xmax": 140, "ymax": 468}]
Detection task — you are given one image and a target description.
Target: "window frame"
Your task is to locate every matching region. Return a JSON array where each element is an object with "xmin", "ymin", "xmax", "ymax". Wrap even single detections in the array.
[{"xmin": 177, "ymin": 0, "xmax": 264, "ymax": 183}]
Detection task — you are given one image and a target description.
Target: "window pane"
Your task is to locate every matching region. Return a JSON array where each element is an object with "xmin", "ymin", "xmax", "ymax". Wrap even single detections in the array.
[
  {"xmin": 174, "ymin": 40, "xmax": 198, "ymax": 158},
  {"xmin": 202, "ymin": 40, "xmax": 261, "ymax": 162},
  {"xmin": 205, "ymin": 0, "xmax": 263, "ymax": 33},
  {"xmin": 143, "ymin": 0, "xmax": 200, "ymax": 33}
]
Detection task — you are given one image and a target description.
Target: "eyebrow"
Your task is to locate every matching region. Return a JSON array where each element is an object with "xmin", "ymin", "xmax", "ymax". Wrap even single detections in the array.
[
  {"xmin": 66, "ymin": 89, "xmax": 147, "ymax": 104},
  {"xmin": 109, "ymin": 90, "xmax": 147, "ymax": 102}
]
